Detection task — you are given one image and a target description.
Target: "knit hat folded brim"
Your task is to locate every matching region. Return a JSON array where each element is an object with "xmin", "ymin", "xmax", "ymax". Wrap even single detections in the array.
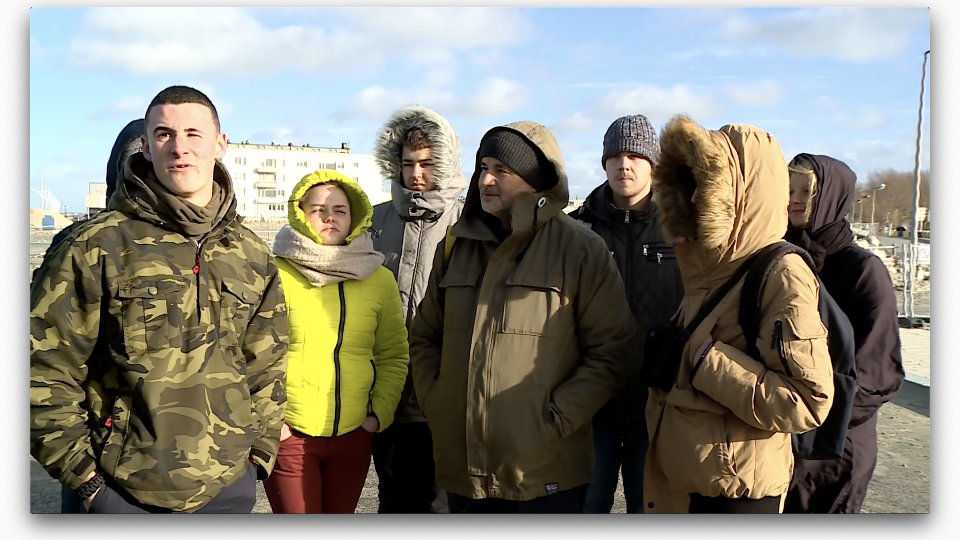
[{"xmin": 478, "ymin": 128, "xmax": 556, "ymax": 192}]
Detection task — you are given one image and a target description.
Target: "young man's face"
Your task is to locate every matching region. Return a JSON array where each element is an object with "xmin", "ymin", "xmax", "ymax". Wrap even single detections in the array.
[
  {"xmin": 401, "ymin": 145, "xmax": 436, "ymax": 192},
  {"xmin": 604, "ymin": 152, "xmax": 653, "ymax": 207},
  {"xmin": 478, "ymin": 156, "xmax": 537, "ymax": 221},
  {"xmin": 301, "ymin": 184, "xmax": 352, "ymax": 245},
  {"xmin": 142, "ymin": 103, "xmax": 226, "ymax": 206}
]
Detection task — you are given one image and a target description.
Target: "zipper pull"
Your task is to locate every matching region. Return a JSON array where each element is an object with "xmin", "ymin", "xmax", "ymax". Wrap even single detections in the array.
[
  {"xmin": 657, "ymin": 252, "xmax": 663, "ymax": 264},
  {"xmin": 643, "ymin": 244, "xmax": 648, "ymax": 256},
  {"xmin": 624, "ymin": 211, "xmax": 630, "ymax": 224},
  {"xmin": 772, "ymin": 320, "xmax": 792, "ymax": 376},
  {"xmin": 193, "ymin": 248, "xmax": 201, "ymax": 274}
]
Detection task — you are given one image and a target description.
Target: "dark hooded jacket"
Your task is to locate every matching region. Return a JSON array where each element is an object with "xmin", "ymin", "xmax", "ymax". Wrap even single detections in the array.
[
  {"xmin": 39, "ymin": 119, "xmax": 145, "ymax": 269},
  {"xmin": 643, "ymin": 116, "xmax": 834, "ymax": 512},
  {"xmin": 784, "ymin": 154, "xmax": 904, "ymax": 513},
  {"xmin": 408, "ymin": 121, "xmax": 633, "ymax": 501},
  {"xmin": 370, "ymin": 105, "xmax": 466, "ymax": 423},
  {"xmin": 573, "ymin": 184, "xmax": 683, "ymax": 424}
]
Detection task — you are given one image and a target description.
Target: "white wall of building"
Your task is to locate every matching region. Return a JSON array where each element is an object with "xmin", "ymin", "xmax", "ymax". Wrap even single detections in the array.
[{"xmin": 221, "ymin": 142, "xmax": 389, "ymax": 221}]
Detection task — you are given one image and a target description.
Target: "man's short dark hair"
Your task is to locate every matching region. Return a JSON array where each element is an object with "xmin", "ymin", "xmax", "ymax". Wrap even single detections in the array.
[
  {"xmin": 403, "ymin": 128, "xmax": 431, "ymax": 152},
  {"xmin": 145, "ymin": 85, "xmax": 221, "ymax": 131}
]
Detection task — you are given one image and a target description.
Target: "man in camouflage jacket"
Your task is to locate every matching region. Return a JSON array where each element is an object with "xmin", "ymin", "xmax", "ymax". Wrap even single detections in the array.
[{"xmin": 29, "ymin": 85, "xmax": 289, "ymax": 513}]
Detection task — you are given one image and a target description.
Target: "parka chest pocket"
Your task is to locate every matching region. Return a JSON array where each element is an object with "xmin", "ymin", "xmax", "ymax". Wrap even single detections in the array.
[
  {"xmin": 439, "ymin": 268, "xmax": 481, "ymax": 333},
  {"xmin": 117, "ymin": 277, "xmax": 188, "ymax": 352},
  {"xmin": 501, "ymin": 272, "xmax": 564, "ymax": 336},
  {"xmin": 220, "ymin": 278, "xmax": 260, "ymax": 347}
]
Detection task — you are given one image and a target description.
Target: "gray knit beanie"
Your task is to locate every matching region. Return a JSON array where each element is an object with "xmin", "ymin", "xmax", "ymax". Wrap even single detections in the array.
[{"xmin": 601, "ymin": 114, "xmax": 660, "ymax": 168}]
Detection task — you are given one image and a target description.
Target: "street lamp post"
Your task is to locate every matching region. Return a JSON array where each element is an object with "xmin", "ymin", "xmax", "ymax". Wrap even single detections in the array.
[{"xmin": 870, "ymin": 183, "xmax": 886, "ymax": 226}]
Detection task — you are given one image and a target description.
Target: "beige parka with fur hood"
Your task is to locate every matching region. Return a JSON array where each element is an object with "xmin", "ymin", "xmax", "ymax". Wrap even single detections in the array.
[{"xmin": 644, "ymin": 116, "xmax": 834, "ymax": 512}]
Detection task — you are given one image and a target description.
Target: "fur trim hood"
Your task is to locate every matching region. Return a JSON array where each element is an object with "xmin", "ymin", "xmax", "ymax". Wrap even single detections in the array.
[
  {"xmin": 373, "ymin": 105, "xmax": 466, "ymax": 192},
  {"xmin": 287, "ymin": 170, "xmax": 374, "ymax": 245},
  {"xmin": 653, "ymin": 115, "xmax": 789, "ymax": 281}
]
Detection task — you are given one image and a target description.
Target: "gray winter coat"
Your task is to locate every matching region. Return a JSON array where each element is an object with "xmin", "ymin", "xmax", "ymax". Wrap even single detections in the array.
[{"xmin": 371, "ymin": 105, "xmax": 466, "ymax": 423}]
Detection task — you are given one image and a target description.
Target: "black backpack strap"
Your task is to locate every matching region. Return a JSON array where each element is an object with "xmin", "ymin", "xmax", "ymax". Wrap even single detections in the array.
[
  {"xmin": 738, "ymin": 242, "xmax": 816, "ymax": 359},
  {"xmin": 680, "ymin": 250, "xmax": 763, "ymax": 339}
]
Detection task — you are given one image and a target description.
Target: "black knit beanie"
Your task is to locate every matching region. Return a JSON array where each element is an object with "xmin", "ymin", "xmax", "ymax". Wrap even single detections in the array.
[{"xmin": 477, "ymin": 128, "xmax": 555, "ymax": 192}]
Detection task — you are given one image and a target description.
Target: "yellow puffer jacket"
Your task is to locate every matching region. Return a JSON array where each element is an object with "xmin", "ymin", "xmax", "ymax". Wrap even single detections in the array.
[
  {"xmin": 278, "ymin": 171, "xmax": 409, "ymax": 437},
  {"xmin": 279, "ymin": 260, "xmax": 408, "ymax": 436}
]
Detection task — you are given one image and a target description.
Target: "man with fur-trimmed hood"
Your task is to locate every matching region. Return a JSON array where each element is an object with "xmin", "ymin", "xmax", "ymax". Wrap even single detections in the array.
[
  {"xmin": 369, "ymin": 104, "xmax": 467, "ymax": 513},
  {"xmin": 641, "ymin": 115, "xmax": 834, "ymax": 513}
]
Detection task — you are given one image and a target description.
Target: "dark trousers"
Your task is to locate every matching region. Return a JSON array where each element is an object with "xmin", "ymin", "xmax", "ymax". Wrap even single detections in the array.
[
  {"xmin": 371, "ymin": 421, "xmax": 444, "ymax": 513},
  {"xmin": 61, "ymin": 486, "xmax": 86, "ymax": 513},
  {"xmin": 583, "ymin": 412, "xmax": 647, "ymax": 513},
  {"xmin": 263, "ymin": 426, "xmax": 373, "ymax": 514},
  {"xmin": 688, "ymin": 493, "xmax": 781, "ymax": 514},
  {"xmin": 84, "ymin": 461, "xmax": 257, "ymax": 513},
  {"xmin": 447, "ymin": 485, "xmax": 587, "ymax": 514},
  {"xmin": 784, "ymin": 414, "xmax": 879, "ymax": 513}
]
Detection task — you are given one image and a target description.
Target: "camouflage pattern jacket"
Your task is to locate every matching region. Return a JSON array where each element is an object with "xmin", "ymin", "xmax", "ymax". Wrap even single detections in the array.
[{"xmin": 30, "ymin": 154, "xmax": 289, "ymax": 512}]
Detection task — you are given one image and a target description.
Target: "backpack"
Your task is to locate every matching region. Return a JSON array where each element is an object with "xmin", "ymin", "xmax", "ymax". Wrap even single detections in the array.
[
  {"xmin": 641, "ymin": 241, "xmax": 858, "ymax": 460},
  {"xmin": 738, "ymin": 241, "xmax": 859, "ymax": 461}
]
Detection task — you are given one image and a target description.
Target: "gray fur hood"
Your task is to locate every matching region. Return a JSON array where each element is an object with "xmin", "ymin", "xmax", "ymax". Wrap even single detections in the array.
[{"xmin": 373, "ymin": 105, "xmax": 466, "ymax": 192}]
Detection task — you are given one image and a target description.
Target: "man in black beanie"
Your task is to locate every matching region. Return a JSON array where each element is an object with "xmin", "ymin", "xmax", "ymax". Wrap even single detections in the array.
[
  {"xmin": 408, "ymin": 121, "xmax": 634, "ymax": 513},
  {"xmin": 573, "ymin": 114, "xmax": 683, "ymax": 513}
]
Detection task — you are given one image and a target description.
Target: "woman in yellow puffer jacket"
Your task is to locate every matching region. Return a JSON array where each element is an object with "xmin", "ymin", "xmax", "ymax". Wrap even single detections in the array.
[{"xmin": 263, "ymin": 170, "xmax": 409, "ymax": 513}]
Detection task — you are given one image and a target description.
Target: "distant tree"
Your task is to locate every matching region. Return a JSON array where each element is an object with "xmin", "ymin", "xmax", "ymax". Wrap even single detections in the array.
[{"xmin": 855, "ymin": 169, "xmax": 930, "ymax": 230}]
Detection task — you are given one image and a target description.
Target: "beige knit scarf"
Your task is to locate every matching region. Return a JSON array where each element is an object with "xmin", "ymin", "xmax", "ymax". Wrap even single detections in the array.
[{"xmin": 273, "ymin": 224, "xmax": 385, "ymax": 287}]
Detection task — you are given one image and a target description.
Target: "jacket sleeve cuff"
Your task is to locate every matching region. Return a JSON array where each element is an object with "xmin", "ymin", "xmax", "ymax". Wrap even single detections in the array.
[{"xmin": 249, "ymin": 446, "xmax": 274, "ymax": 480}]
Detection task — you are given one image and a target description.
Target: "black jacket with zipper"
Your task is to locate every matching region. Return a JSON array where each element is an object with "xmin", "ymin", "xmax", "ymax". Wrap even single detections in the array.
[{"xmin": 573, "ymin": 183, "xmax": 684, "ymax": 426}]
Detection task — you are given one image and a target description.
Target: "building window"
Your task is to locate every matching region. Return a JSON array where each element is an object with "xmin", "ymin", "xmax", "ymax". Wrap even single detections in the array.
[
  {"xmin": 297, "ymin": 161, "xmax": 308, "ymax": 168},
  {"xmin": 353, "ymin": 162, "xmax": 359, "ymax": 168},
  {"xmin": 235, "ymin": 157, "xmax": 246, "ymax": 165},
  {"xmin": 263, "ymin": 159, "xmax": 276, "ymax": 167},
  {"xmin": 321, "ymin": 162, "xmax": 336, "ymax": 170}
]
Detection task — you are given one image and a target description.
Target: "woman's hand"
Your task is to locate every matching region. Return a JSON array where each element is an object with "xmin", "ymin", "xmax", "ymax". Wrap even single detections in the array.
[{"xmin": 361, "ymin": 415, "xmax": 380, "ymax": 433}]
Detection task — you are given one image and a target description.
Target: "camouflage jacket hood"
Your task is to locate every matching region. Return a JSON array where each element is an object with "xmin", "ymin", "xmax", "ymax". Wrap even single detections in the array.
[
  {"xmin": 112, "ymin": 152, "xmax": 240, "ymax": 238},
  {"xmin": 30, "ymin": 160, "xmax": 288, "ymax": 512}
]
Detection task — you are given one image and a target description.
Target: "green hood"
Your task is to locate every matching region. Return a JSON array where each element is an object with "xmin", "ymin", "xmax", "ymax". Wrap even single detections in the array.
[{"xmin": 287, "ymin": 170, "xmax": 374, "ymax": 245}]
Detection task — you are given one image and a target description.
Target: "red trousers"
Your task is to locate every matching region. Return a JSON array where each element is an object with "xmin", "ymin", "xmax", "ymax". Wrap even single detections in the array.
[{"xmin": 263, "ymin": 426, "xmax": 374, "ymax": 513}]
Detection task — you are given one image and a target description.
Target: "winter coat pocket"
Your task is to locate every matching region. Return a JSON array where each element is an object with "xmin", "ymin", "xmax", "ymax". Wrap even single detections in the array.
[{"xmin": 117, "ymin": 277, "xmax": 188, "ymax": 352}]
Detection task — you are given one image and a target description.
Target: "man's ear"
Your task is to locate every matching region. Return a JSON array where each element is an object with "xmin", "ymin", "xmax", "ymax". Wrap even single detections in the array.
[
  {"xmin": 140, "ymin": 135, "xmax": 152, "ymax": 162},
  {"xmin": 216, "ymin": 132, "xmax": 228, "ymax": 160}
]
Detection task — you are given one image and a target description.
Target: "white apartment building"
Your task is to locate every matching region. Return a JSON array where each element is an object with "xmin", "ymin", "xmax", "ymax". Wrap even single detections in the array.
[
  {"xmin": 222, "ymin": 141, "xmax": 389, "ymax": 220},
  {"xmin": 83, "ymin": 142, "xmax": 390, "ymax": 220}
]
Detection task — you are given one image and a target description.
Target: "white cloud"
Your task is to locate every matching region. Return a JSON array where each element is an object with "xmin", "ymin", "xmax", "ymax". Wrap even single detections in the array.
[
  {"xmin": 66, "ymin": 7, "xmax": 528, "ymax": 78},
  {"xmin": 563, "ymin": 152, "xmax": 606, "ymax": 200},
  {"xmin": 722, "ymin": 8, "xmax": 928, "ymax": 62},
  {"xmin": 595, "ymin": 84, "xmax": 718, "ymax": 126},
  {"xmin": 836, "ymin": 108, "xmax": 890, "ymax": 131},
  {"xmin": 724, "ymin": 79, "xmax": 786, "ymax": 108},
  {"xmin": 457, "ymin": 77, "xmax": 530, "ymax": 118},
  {"xmin": 333, "ymin": 85, "xmax": 457, "ymax": 124},
  {"xmin": 555, "ymin": 111, "xmax": 595, "ymax": 135}
]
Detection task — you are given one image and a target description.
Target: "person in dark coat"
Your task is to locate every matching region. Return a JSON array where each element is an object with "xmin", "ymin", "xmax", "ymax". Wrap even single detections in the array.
[
  {"xmin": 40, "ymin": 119, "xmax": 145, "ymax": 267},
  {"xmin": 39, "ymin": 118, "xmax": 145, "ymax": 514},
  {"xmin": 782, "ymin": 153, "xmax": 905, "ymax": 513},
  {"xmin": 573, "ymin": 115, "xmax": 683, "ymax": 513}
]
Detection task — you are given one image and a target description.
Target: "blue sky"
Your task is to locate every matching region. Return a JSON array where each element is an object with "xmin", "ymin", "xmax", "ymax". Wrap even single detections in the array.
[{"xmin": 29, "ymin": 6, "xmax": 930, "ymax": 212}]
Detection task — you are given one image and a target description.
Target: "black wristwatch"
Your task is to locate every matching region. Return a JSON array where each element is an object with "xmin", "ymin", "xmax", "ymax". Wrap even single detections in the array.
[{"xmin": 75, "ymin": 473, "xmax": 105, "ymax": 499}]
